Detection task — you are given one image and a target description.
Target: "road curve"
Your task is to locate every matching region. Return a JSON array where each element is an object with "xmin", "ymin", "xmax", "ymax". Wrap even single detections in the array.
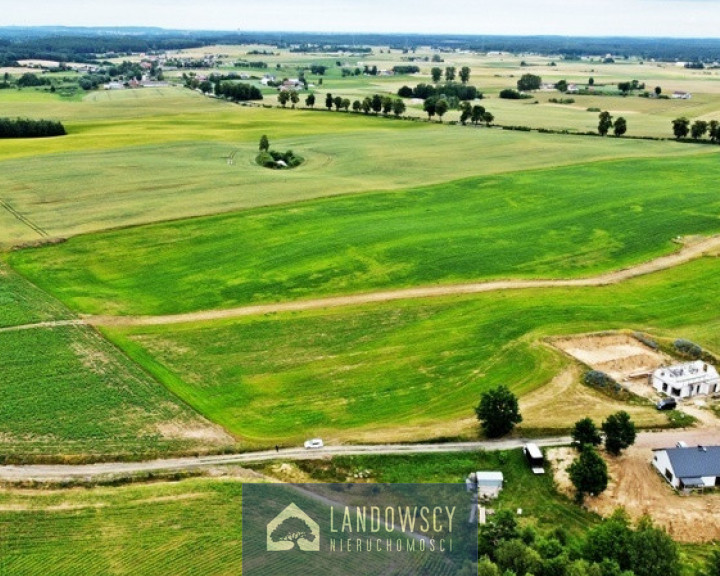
[
  {"xmin": 86, "ymin": 235, "xmax": 720, "ymax": 327},
  {"xmin": 0, "ymin": 437, "xmax": 572, "ymax": 482}
]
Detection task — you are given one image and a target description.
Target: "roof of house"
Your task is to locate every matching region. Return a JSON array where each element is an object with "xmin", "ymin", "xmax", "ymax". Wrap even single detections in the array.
[
  {"xmin": 475, "ymin": 471, "xmax": 503, "ymax": 485},
  {"xmin": 655, "ymin": 445, "xmax": 720, "ymax": 478},
  {"xmin": 653, "ymin": 361, "xmax": 719, "ymax": 386}
]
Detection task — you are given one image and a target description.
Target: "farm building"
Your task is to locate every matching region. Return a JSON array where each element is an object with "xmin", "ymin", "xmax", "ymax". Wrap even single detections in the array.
[
  {"xmin": 652, "ymin": 445, "xmax": 720, "ymax": 491},
  {"xmin": 650, "ymin": 361, "xmax": 720, "ymax": 399},
  {"xmin": 671, "ymin": 91, "xmax": 692, "ymax": 99}
]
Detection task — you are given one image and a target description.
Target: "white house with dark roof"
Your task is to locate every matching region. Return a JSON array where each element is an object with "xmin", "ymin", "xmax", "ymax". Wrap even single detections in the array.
[
  {"xmin": 651, "ymin": 361, "xmax": 719, "ymax": 399},
  {"xmin": 652, "ymin": 445, "xmax": 720, "ymax": 490}
]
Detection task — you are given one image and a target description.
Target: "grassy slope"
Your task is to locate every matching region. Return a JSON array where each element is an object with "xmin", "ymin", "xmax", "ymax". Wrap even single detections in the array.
[
  {"xmin": 0, "ymin": 479, "xmax": 244, "ymax": 576},
  {"xmin": 0, "ymin": 324, "xmax": 234, "ymax": 461},
  {"xmin": 103, "ymin": 257, "xmax": 720, "ymax": 446},
  {"xmin": 0, "ymin": 88, "xmax": 712, "ymax": 248},
  {"xmin": 10, "ymin": 152, "xmax": 720, "ymax": 316}
]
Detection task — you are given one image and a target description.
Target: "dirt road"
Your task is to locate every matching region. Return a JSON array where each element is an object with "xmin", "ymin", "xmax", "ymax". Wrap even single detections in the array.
[{"xmin": 85, "ymin": 235, "xmax": 720, "ymax": 327}]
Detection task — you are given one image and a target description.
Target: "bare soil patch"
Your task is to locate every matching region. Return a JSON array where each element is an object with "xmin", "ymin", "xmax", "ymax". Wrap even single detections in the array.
[
  {"xmin": 549, "ymin": 427, "xmax": 720, "ymax": 543},
  {"xmin": 156, "ymin": 421, "xmax": 235, "ymax": 445}
]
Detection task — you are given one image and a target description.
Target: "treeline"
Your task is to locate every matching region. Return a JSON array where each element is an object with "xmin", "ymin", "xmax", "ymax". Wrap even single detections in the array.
[
  {"xmin": 671, "ymin": 117, "xmax": 720, "ymax": 142},
  {"xmin": 213, "ymin": 82, "xmax": 263, "ymax": 102},
  {"xmin": 0, "ymin": 117, "xmax": 66, "ymax": 138},
  {"xmin": 398, "ymin": 82, "xmax": 481, "ymax": 101}
]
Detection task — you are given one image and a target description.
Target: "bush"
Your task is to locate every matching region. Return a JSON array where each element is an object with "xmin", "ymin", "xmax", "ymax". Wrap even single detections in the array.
[
  {"xmin": 633, "ymin": 332, "xmax": 658, "ymax": 350},
  {"xmin": 587, "ymin": 107, "xmax": 601, "ymax": 112},
  {"xmin": 583, "ymin": 370, "xmax": 616, "ymax": 388},
  {"xmin": 673, "ymin": 338, "xmax": 702, "ymax": 359}
]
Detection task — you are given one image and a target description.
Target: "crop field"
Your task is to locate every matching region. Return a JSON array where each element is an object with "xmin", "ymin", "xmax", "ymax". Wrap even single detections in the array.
[
  {"xmin": 0, "ymin": 323, "xmax": 233, "ymax": 461},
  {"xmin": 9, "ymin": 151, "xmax": 720, "ymax": 316},
  {"xmin": 0, "ymin": 478, "xmax": 244, "ymax": 575},
  {"xmin": 0, "ymin": 262, "xmax": 72, "ymax": 328},
  {"xmin": 100, "ymin": 256, "xmax": 720, "ymax": 446},
  {"xmin": 1, "ymin": 89, "xmax": 710, "ymax": 249}
]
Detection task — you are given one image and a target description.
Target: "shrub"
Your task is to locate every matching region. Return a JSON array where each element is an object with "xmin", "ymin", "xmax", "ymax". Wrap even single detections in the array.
[
  {"xmin": 587, "ymin": 107, "xmax": 601, "ymax": 112},
  {"xmin": 633, "ymin": 332, "xmax": 659, "ymax": 350},
  {"xmin": 673, "ymin": 338, "xmax": 702, "ymax": 359},
  {"xmin": 583, "ymin": 370, "xmax": 616, "ymax": 388}
]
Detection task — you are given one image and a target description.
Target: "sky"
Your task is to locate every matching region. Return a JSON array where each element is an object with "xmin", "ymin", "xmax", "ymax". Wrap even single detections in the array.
[{"xmin": 2, "ymin": 0, "xmax": 720, "ymax": 38}]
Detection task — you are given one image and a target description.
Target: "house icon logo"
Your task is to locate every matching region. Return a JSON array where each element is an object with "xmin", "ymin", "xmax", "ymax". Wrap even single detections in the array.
[{"xmin": 266, "ymin": 503, "xmax": 320, "ymax": 552}]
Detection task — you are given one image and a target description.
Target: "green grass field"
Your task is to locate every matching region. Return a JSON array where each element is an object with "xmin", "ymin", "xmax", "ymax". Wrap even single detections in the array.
[
  {"xmin": 10, "ymin": 152, "xmax": 720, "ymax": 316},
  {"xmin": 102, "ymin": 256, "xmax": 719, "ymax": 446},
  {"xmin": 0, "ymin": 323, "xmax": 233, "ymax": 461},
  {"xmin": 0, "ymin": 478, "xmax": 244, "ymax": 575},
  {"xmin": 0, "ymin": 262, "xmax": 73, "ymax": 328}
]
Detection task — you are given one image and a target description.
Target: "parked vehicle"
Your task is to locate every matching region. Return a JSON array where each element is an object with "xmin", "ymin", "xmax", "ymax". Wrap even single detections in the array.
[
  {"xmin": 656, "ymin": 397, "xmax": 677, "ymax": 410},
  {"xmin": 304, "ymin": 438, "xmax": 324, "ymax": 449},
  {"xmin": 523, "ymin": 442, "xmax": 545, "ymax": 474}
]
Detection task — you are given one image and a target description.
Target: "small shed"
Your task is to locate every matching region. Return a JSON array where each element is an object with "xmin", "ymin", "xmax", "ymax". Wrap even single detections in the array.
[{"xmin": 466, "ymin": 471, "xmax": 504, "ymax": 499}]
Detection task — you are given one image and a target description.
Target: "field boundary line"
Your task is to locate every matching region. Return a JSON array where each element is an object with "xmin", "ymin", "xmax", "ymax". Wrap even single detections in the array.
[
  {"xmin": 0, "ymin": 199, "xmax": 48, "ymax": 238},
  {"xmin": 0, "ymin": 319, "xmax": 84, "ymax": 333},
  {"xmin": 86, "ymin": 235, "xmax": 720, "ymax": 327}
]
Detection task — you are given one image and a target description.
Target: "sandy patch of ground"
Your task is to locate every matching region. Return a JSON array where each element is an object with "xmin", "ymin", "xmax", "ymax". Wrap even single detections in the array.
[
  {"xmin": 520, "ymin": 366, "xmax": 666, "ymax": 429},
  {"xmin": 552, "ymin": 333, "xmax": 672, "ymax": 386},
  {"xmin": 549, "ymin": 427, "xmax": 720, "ymax": 543},
  {"xmin": 267, "ymin": 462, "xmax": 316, "ymax": 483}
]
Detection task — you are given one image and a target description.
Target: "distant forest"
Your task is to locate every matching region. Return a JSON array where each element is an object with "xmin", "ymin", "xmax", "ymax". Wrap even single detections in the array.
[{"xmin": 1, "ymin": 27, "xmax": 720, "ymax": 64}]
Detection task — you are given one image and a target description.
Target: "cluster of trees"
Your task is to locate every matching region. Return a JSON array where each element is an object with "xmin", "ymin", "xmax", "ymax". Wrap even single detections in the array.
[
  {"xmin": 392, "ymin": 65, "xmax": 420, "ymax": 74},
  {"xmin": 569, "ymin": 413, "xmax": 636, "ymax": 502},
  {"xmin": 213, "ymin": 81, "xmax": 263, "ymax": 102},
  {"xmin": 598, "ymin": 111, "xmax": 628, "ymax": 136},
  {"xmin": 517, "ymin": 73, "xmax": 542, "ymax": 91},
  {"xmin": 617, "ymin": 79, "xmax": 645, "ymax": 94},
  {"xmin": 16, "ymin": 72, "xmax": 52, "ymax": 88},
  {"xmin": 672, "ymin": 117, "xmax": 720, "ymax": 142},
  {"xmin": 256, "ymin": 135, "xmax": 303, "ymax": 169},
  {"xmin": 397, "ymin": 82, "xmax": 481, "ymax": 102},
  {"xmin": 429, "ymin": 66, "xmax": 472, "ymax": 84},
  {"xmin": 500, "ymin": 88, "xmax": 533, "ymax": 100},
  {"xmin": 0, "ymin": 117, "xmax": 66, "ymax": 138},
  {"xmin": 476, "ymin": 507, "xmax": 682, "ymax": 576}
]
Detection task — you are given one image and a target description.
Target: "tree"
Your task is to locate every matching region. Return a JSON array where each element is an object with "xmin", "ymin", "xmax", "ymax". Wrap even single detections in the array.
[
  {"xmin": 478, "ymin": 509, "xmax": 518, "ymax": 558},
  {"xmin": 568, "ymin": 446, "xmax": 608, "ymax": 502},
  {"xmin": 583, "ymin": 509, "xmax": 632, "ymax": 569},
  {"xmin": 654, "ymin": 86, "xmax": 662, "ymax": 96},
  {"xmin": 459, "ymin": 66, "xmax": 471, "ymax": 84},
  {"xmin": 471, "ymin": 104, "xmax": 486, "ymax": 125},
  {"xmin": 269, "ymin": 516, "xmax": 316, "ymax": 550},
  {"xmin": 341, "ymin": 98, "xmax": 350, "ymax": 112},
  {"xmin": 483, "ymin": 111, "xmax": 494, "ymax": 126},
  {"xmin": 671, "ymin": 117, "xmax": 690, "ymax": 139},
  {"xmin": 459, "ymin": 101, "xmax": 472, "ymax": 125},
  {"xmin": 602, "ymin": 411, "xmax": 636, "ymax": 456},
  {"xmin": 617, "ymin": 81, "xmax": 632, "ymax": 95},
  {"xmin": 259, "ymin": 134, "xmax": 269, "ymax": 152},
  {"xmin": 556, "ymin": 79, "xmax": 568, "ymax": 93},
  {"xmin": 708, "ymin": 120, "xmax": 720, "ymax": 143},
  {"xmin": 496, "ymin": 539, "xmax": 542, "ymax": 576},
  {"xmin": 278, "ymin": 90, "xmax": 290, "ymax": 107},
  {"xmin": 572, "ymin": 417, "xmax": 602, "ymax": 448},
  {"xmin": 361, "ymin": 97, "xmax": 372, "ymax": 114},
  {"xmin": 613, "ymin": 117, "xmax": 627, "ymax": 137},
  {"xmin": 392, "ymin": 98, "xmax": 406, "ymax": 117},
  {"xmin": 629, "ymin": 516, "xmax": 680, "ymax": 576},
  {"xmin": 691, "ymin": 119, "xmax": 709, "ymax": 140},
  {"xmin": 475, "ymin": 385, "xmax": 522, "ymax": 438},
  {"xmin": 289, "ymin": 90, "xmax": 299, "ymax": 108},
  {"xmin": 588, "ymin": 77, "xmax": 594, "ymax": 86},
  {"xmin": 382, "ymin": 96, "xmax": 393, "ymax": 115},
  {"xmin": 431, "ymin": 67, "xmax": 442, "ymax": 83},
  {"xmin": 325, "ymin": 92, "xmax": 333, "ymax": 110},
  {"xmin": 333, "ymin": 95, "xmax": 343, "ymax": 111},
  {"xmin": 352, "ymin": 99, "xmax": 361, "ymax": 113},
  {"xmin": 371, "ymin": 94, "xmax": 382, "ymax": 114},
  {"xmin": 423, "ymin": 96, "xmax": 437, "ymax": 119},
  {"xmin": 445, "ymin": 66, "xmax": 456, "ymax": 82},
  {"xmin": 435, "ymin": 98, "xmax": 449, "ymax": 121},
  {"xmin": 598, "ymin": 111, "xmax": 613, "ymax": 136},
  {"xmin": 517, "ymin": 73, "xmax": 542, "ymax": 91},
  {"xmin": 305, "ymin": 93, "xmax": 316, "ymax": 108}
]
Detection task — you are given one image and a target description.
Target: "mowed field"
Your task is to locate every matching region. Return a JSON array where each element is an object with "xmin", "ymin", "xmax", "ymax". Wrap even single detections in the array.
[
  {"xmin": 0, "ymin": 478, "xmax": 244, "ymax": 575},
  {"xmin": 0, "ymin": 87, "xmax": 714, "ymax": 248},
  {"xmin": 101, "ymin": 257, "xmax": 720, "ymax": 446},
  {"xmin": 9, "ymin": 152, "xmax": 720, "ymax": 316}
]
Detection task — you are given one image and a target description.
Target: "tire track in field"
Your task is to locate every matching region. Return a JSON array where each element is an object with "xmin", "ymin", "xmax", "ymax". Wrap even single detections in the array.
[
  {"xmin": 86, "ymin": 235, "xmax": 720, "ymax": 327},
  {"xmin": 0, "ymin": 319, "xmax": 84, "ymax": 333},
  {"xmin": 0, "ymin": 199, "xmax": 48, "ymax": 238}
]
